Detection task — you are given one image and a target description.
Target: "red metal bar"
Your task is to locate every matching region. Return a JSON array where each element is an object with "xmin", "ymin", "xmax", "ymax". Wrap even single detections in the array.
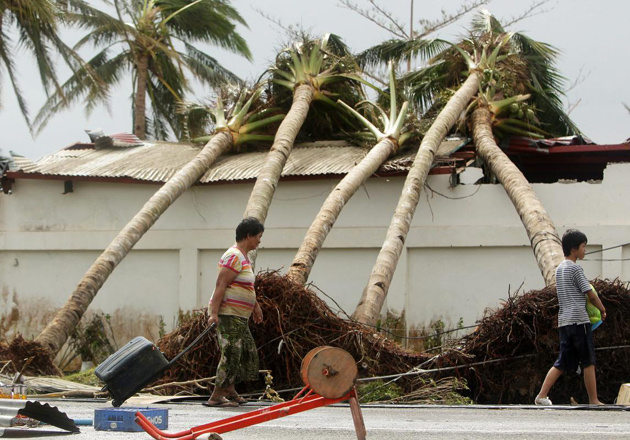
[
  {"xmin": 136, "ymin": 394, "xmax": 323, "ymax": 439},
  {"xmin": 135, "ymin": 415, "xmax": 170, "ymax": 440},
  {"xmin": 292, "ymin": 385, "xmax": 309, "ymax": 400},
  {"xmin": 135, "ymin": 389, "xmax": 355, "ymax": 440},
  {"xmin": 194, "ymin": 392, "xmax": 352, "ymax": 437}
]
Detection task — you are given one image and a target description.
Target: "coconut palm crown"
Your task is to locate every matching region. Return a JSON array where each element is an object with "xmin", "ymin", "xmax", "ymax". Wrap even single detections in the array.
[
  {"xmin": 35, "ymin": 0, "xmax": 251, "ymax": 140},
  {"xmin": 403, "ymin": 11, "xmax": 578, "ymax": 138},
  {"xmin": 180, "ymin": 84, "xmax": 284, "ymax": 152},
  {"xmin": 268, "ymin": 32, "xmax": 366, "ymax": 140},
  {"xmin": 242, "ymin": 33, "xmax": 367, "ymax": 232}
]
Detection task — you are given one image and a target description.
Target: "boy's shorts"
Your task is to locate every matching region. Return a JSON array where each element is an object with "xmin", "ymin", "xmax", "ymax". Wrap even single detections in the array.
[{"xmin": 553, "ymin": 323, "xmax": 596, "ymax": 372}]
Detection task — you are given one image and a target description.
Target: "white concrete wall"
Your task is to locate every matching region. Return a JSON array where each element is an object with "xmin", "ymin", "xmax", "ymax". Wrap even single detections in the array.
[{"xmin": 1, "ymin": 163, "xmax": 629, "ymax": 344}]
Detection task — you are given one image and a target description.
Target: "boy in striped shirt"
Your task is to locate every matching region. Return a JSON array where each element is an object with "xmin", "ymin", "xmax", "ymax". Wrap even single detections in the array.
[{"xmin": 535, "ymin": 229, "xmax": 606, "ymax": 406}]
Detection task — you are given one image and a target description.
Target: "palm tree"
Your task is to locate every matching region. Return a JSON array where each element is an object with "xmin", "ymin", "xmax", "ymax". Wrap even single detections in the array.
[
  {"xmin": 35, "ymin": 88, "xmax": 283, "ymax": 356},
  {"xmin": 353, "ymin": 72, "xmax": 480, "ymax": 325},
  {"xmin": 471, "ymin": 103, "xmax": 562, "ymax": 286},
  {"xmin": 353, "ymin": 11, "xmax": 572, "ymax": 325},
  {"xmin": 287, "ymin": 62, "xmax": 410, "ymax": 285},
  {"xmin": 464, "ymin": 13, "xmax": 568, "ymax": 287},
  {"xmin": 242, "ymin": 33, "xmax": 363, "ymax": 230},
  {"xmin": 35, "ymin": 0, "xmax": 251, "ymax": 140},
  {"xmin": 0, "ymin": 0, "xmax": 87, "ymax": 127}
]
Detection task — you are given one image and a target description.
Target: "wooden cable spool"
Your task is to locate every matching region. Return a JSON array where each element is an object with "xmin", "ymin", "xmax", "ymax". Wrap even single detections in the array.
[{"xmin": 300, "ymin": 346, "xmax": 358, "ymax": 398}]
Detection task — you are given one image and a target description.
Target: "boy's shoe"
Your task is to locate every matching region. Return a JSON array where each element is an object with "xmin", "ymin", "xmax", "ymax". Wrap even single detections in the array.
[{"xmin": 534, "ymin": 396, "xmax": 552, "ymax": 406}]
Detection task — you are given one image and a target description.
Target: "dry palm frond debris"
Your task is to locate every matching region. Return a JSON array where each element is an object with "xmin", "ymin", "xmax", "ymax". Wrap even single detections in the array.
[
  {"xmin": 156, "ymin": 271, "xmax": 430, "ymax": 396},
  {"xmin": 432, "ymin": 279, "xmax": 630, "ymax": 404},
  {"xmin": 0, "ymin": 334, "xmax": 61, "ymax": 377}
]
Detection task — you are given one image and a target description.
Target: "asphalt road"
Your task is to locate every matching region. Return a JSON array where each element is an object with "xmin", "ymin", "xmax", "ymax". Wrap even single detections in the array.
[{"xmin": 4, "ymin": 399, "xmax": 630, "ymax": 440}]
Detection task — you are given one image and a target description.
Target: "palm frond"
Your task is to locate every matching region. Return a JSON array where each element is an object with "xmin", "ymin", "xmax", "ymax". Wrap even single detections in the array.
[
  {"xmin": 177, "ymin": 100, "xmax": 216, "ymax": 142},
  {"xmin": 357, "ymin": 37, "xmax": 450, "ymax": 69},
  {"xmin": 322, "ymin": 32, "xmax": 352, "ymax": 57},
  {"xmin": 146, "ymin": 76, "xmax": 176, "ymax": 140},
  {"xmin": 155, "ymin": 0, "xmax": 252, "ymax": 60},
  {"xmin": 34, "ymin": 50, "xmax": 129, "ymax": 131},
  {"xmin": 470, "ymin": 9, "xmax": 505, "ymax": 36},
  {"xmin": 148, "ymin": 51, "xmax": 187, "ymax": 100},
  {"xmin": 527, "ymin": 78, "xmax": 579, "ymax": 135},
  {"xmin": 401, "ymin": 60, "xmax": 462, "ymax": 112},
  {"xmin": 0, "ymin": 36, "xmax": 31, "ymax": 128},
  {"xmin": 180, "ymin": 42, "xmax": 242, "ymax": 87}
]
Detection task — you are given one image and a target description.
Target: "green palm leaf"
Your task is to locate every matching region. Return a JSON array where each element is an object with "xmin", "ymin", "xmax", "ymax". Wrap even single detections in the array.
[
  {"xmin": 180, "ymin": 42, "xmax": 242, "ymax": 87},
  {"xmin": 34, "ymin": 50, "xmax": 128, "ymax": 130},
  {"xmin": 357, "ymin": 37, "xmax": 450, "ymax": 69},
  {"xmin": 0, "ymin": 0, "xmax": 91, "ymax": 126}
]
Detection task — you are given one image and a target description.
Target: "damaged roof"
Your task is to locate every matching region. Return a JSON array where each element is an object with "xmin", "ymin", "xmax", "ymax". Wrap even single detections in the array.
[
  {"xmin": 7, "ymin": 136, "xmax": 629, "ymax": 191},
  {"xmin": 9, "ymin": 139, "xmax": 471, "ymax": 185}
]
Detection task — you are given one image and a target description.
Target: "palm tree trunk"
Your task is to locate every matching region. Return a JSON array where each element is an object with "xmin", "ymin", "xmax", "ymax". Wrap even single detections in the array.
[
  {"xmin": 287, "ymin": 137, "xmax": 399, "ymax": 285},
  {"xmin": 243, "ymin": 84, "xmax": 313, "ymax": 265},
  {"xmin": 243, "ymin": 84, "xmax": 314, "ymax": 223},
  {"xmin": 35, "ymin": 132, "xmax": 234, "ymax": 355},
  {"xmin": 353, "ymin": 73, "xmax": 480, "ymax": 326},
  {"xmin": 134, "ymin": 52, "xmax": 149, "ymax": 139},
  {"xmin": 471, "ymin": 105, "xmax": 563, "ymax": 286}
]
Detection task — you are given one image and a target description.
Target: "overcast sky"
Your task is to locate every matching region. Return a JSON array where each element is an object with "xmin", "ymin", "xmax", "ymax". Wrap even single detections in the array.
[{"xmin": 1, "ymin": 0, "xmax": 628, "ymax": 160}]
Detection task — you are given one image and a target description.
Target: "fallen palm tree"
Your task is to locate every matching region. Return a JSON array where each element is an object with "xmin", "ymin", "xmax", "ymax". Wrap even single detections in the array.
[
  {"xmin": 432, "ymin": 278, "xmax": 630, "ymax": 404},
  {"xmin": 156, "ymin": 271, "xmax": 429, "ymax": 395}
]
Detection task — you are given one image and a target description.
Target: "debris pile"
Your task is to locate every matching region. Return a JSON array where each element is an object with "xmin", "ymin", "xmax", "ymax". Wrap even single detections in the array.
[
  {"xmin": 157, "ymin": 271, "xmax": 429, "ymax": 395},
  {"xmin": 0, "ymin": 335, "xmax": 61, "ymax": 377},
  {"xmin": 435, "ymin": 278, "xmax": 630, "ymax": 404}
]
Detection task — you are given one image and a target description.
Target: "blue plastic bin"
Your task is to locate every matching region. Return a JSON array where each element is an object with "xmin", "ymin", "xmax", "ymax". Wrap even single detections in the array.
[{"xmin": 94, "ymin": 407, "xmax": 168, "ymax": 431}]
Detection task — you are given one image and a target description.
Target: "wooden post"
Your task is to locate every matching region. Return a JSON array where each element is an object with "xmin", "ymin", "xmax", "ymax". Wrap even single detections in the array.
[{"xmin": 348, "ymin": 388, "xmax": 367, "ymax": 440}]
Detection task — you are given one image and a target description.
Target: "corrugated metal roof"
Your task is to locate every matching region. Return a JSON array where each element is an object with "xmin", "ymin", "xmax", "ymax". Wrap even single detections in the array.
[{"xmin": 12, "ymin": 139, "xmax": 469, "ymax": 184}]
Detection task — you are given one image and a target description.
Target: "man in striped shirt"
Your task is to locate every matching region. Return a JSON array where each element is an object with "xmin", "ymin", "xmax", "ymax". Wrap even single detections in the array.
[{"xmin": 535, "ymin": 229, "xmax": 607, "ymax": 406}]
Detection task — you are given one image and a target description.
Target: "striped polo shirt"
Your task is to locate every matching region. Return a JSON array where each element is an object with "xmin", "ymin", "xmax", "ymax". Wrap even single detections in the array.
[
  {"xmin": 555, "ymin": 259, "xmax": 591, "ymax": 327},
  {"xmin": 217, "ymin": 246, "xmax": 256, "ymax": 319}
]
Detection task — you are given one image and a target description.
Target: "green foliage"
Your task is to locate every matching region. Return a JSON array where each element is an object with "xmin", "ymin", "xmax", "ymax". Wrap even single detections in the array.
[
  {"xmin": 0, "ymin": 0, "xmax": 85, "ymax": 128},
  {"xmin": 409, "ymin": 376, "xmax": 473, "ymax": 405},
  {"xmin": 158, "ymin": 315, "xmax": 167, "ymax": 340},
  {"xmin": 409, "ymin": 318, "xmax": 465, "ymax": 352},
  {"xmin": 64, "ymin": 368, "xmax": 101, "ymax": 387},
  {"xmin": 69, "ymin": 313, "xmax": 115, "ymax": 363},
  {"xmin": 375, "ymin": 310, "xmax": 406, "ymax": 345},
  {"xmin": 357, "ymin": 379, "xmax": 404, "ymax": 403},
  {"xmin": 358, "ymin": 376, "xmax": 472, "ymax": 404},
  {"xmin": 424, "ymin": 319, "xmax": 446, "ymax": 350}
]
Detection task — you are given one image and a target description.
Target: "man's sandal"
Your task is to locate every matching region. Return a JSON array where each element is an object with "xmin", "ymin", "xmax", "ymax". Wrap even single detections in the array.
[
  {"xmin": 227, "ymin": 395, "xmax": 248, "ymax": 404},
  {"xmin": 202, "ymin": 397, "xmax": 239, "ymax": 407}
]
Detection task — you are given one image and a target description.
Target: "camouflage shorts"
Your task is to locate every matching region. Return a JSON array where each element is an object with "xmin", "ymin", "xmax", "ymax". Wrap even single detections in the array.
[{"xmin": 215, "ymin": 315, "xmax": 259, "ymax": 387}]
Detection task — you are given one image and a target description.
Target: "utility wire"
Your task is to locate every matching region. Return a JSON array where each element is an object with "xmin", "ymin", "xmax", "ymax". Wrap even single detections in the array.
[{"xmin": 585, "ymin": 242, "xmax": 630, "ymax": 255}]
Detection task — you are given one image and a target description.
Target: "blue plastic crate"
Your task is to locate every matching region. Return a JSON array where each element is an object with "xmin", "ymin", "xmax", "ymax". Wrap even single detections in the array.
[{"xmin": 94, "ymin": 407, "xmax": 168, "ymax": 432}]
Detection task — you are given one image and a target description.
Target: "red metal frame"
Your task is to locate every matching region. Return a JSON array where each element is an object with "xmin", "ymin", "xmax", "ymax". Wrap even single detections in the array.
[{"xmin": 135, "ymin": 387, "xmax": 360, "ymax": 440}]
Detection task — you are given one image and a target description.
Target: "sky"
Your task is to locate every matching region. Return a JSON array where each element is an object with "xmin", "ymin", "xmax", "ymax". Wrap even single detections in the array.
[{"xmin": 1, "ymin": 0, "xmax": 629, "ymax": 160}]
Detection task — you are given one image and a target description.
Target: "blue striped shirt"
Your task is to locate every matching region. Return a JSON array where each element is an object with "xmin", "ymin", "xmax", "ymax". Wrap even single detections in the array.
[{"xmin": 556, "ymin": 260, "xmax": 591, "ymax": 327}]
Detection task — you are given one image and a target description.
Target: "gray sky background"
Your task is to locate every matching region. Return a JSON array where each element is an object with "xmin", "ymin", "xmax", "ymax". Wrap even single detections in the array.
[{"xmin": 1, "ymin": 0, "xmax": 628, "ymax": 160}]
